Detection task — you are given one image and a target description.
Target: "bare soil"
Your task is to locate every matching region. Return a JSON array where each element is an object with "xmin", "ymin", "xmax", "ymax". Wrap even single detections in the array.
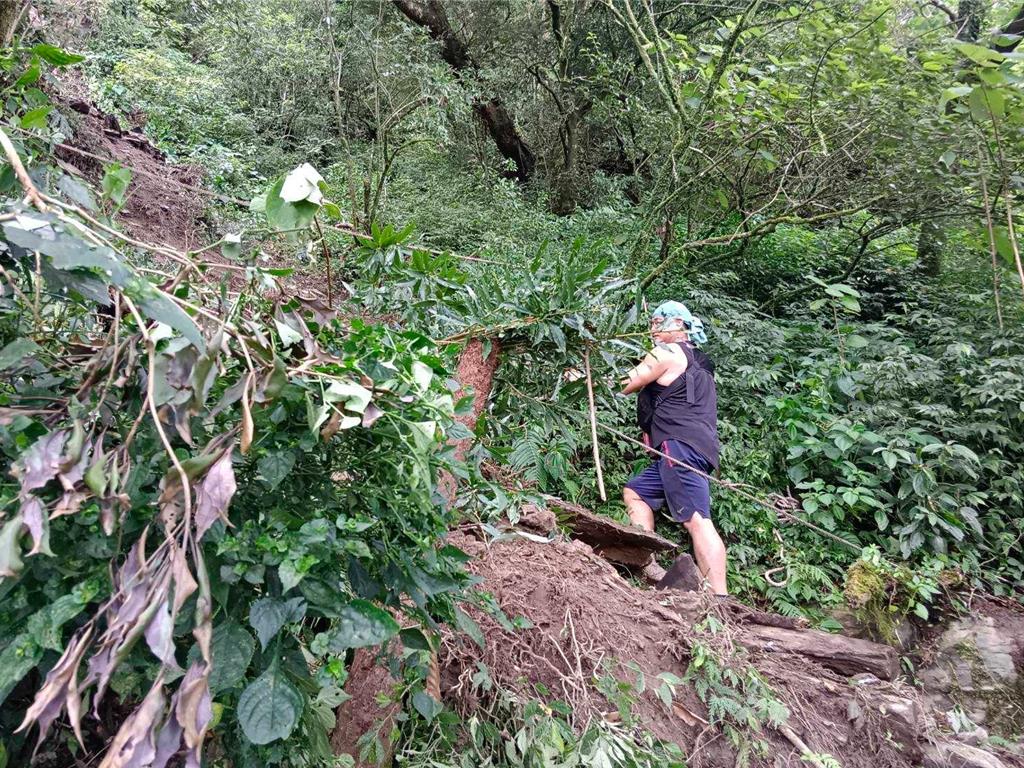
[
  {"xmin": 438, "ymin": 530, "xmax": 926, "ymax": 768},
  {"xmin": 52, "ymin": 78, "xmax": 208, "ymax": 250}
]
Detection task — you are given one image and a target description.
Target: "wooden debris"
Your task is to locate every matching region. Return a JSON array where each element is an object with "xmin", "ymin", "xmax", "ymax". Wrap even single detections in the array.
[
  {"xmin": 543, "ymin": 495, "xmax": 676, "ymax": 567},
  {"xmin": 743, "ymin": 624, "xmax": 900, "ymax": 681}
]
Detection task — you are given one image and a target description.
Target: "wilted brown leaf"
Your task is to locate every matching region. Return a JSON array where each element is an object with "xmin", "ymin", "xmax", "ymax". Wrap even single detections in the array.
[
  {"xmin": 194, "ymin": 448, "xmax": 236, "ymax": 540},
  {"xmin": 14, "ymin": 430, "xmax": 68, "ymax": 492},
  {"xmin": 21, "ymin": 494, "xmax": 52, "ymax": 556},
  {"xmin": 98, "ymin": 677, "xmax": 167, "ymax": 768}
]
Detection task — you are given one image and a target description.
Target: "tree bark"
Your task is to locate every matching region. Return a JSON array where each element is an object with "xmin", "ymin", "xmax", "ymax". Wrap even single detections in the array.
[
  {"xmin": 392, "ymin": 0, "xmax": 536, "ymax": 182},
  {"xmin": 955, "ymin": 0, "xmax": 985, "ymax": 41},
  {"xmin": 742, "ymin": 624, "xmax": 900, "ymax": 680},
  {"xmin": 916, "ymin": 218, "xmax": 944, "ymax": 276},
  {"xmin": 0, "ymin": 0, "xmax": 23, "ymax": 46},
  {"xmin": 995, "ymin": 3, "xmax": 1024, "ymax": 52}
]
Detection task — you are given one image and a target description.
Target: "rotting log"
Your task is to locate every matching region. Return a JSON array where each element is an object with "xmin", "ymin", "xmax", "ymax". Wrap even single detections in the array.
[
  {"xmin": 542, "ymin": 495, "xmax": 676, "ymax": 567},
  {"xmin": 742, "ymin": 623, "xmax": 900, "ymax": 681}
]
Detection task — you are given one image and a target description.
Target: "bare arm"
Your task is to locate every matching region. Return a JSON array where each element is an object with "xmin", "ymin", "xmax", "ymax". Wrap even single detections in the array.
[{"xmin": 620, "ymin": 350, "xmax": 668, "ymax": 394}]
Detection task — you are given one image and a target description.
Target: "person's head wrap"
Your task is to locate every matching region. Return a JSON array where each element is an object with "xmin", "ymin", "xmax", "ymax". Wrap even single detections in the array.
[{"xmin": 651, "ymin": 300, "xmax": 708, "ymax": 345}]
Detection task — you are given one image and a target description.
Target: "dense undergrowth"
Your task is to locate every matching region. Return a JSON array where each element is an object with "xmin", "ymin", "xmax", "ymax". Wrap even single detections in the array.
[{"xmin": 2, "ymin": 0, "xmax": 1024, "ymax": 765}]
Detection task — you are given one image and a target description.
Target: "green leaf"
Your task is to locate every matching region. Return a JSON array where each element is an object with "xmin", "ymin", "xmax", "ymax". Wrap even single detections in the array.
[
  {"xmin": 0, "ymin": 338, "xmax": 40, "ymax": 370},
  {"xmin": 454, "ymin": 606, "xmax": 485, "ymax": 649},
  {"xmin": 913, "ymin": 602, "xmax": 929, "ymax": 621},
  {"xmin": 279, "ymin": 558, "xmax": 306, "ymax": 593},
  {"xmin": 323, "ymin": 599, "xmax": 400, "ymax": 652},
  {"xmin": 264, "ymin": 175, "xmax": 319, "ymax": 233},
  {"xmin": 131, "ymin": 282, "xmax": 205, "ymax": 351},
  {"xmin": 15, "ymin": 59, "xmax": 40, "ymax": 87},
  {"xmin": 954, "ymin": 42, "xmax": 1003, "ymax": 66},
  {"xmin": 970, "ymin": 87, "xmax": 1004, "ymax": 122},
  {"xmin": 0, "ymin": 635, "xmax": 42, "ymax": 706},
  {"xmin": 31, "ymin": 44, "xmax": 85, "ymax": 66},
  {"xmin": 656, "ymin": 682, "xmax": 673, "ymax": 708},
  {"xmin": 938, "ymin": 85, "xmax": 971, "ymax": 112},
  {"xmin": 400, "ymin": 627, "xmax": 433, "ymax": 652},
  {"xmin": 0, "ymin": 514, "xmax": 24, "ymax": 578},
  {"xmin": 257, "ymin": 451, "xmax": 296, "ymax": 490},
  {"xmin": 237, "ymin": 663, "xmax": 304, "ymax": 745},
  {"xmin": 57, "ymin": 173, "xmax": 97, "ymax": 211},
  {"xmin": 101, "ymin": 164, "xmax": 132, "ymax": 206},
  {"xmin": 874, "ymin": 509, "xmax": 888, "ymax": 531},
  {"xmin": 273, "ymin": 317, "xmax": 303, "ymax": 348},
  {"xmin": 20, "ymin": 105, "xmax": 52, "ymax": 130},
  {"xmin": 838, "ymin": 295, "xmax": 860, "ymax": 314},
  {"xmin": 279, "ymin": 163, "xmax": 324, "ymax": 204},
  {"xmin": 189, "ymin": 621, "xmax": 255, "ymax": 694},
  {"xmin": 249, "ymin": 597, "xmax": 307, "ymax": 651},
  {"xmin": 993, "ymin": 226, "xmax": 1017, "ymax": 266},
  {"xmin": 222, "ymin": 232, "xmax": 242, "ymax": 259},
  {"xmin": 2, "ymin": 216, "xmax": 130, "ymax": 286},
  {"xmin": 412, "ymin": 688, "xmax": 442, "ymax": 722}
]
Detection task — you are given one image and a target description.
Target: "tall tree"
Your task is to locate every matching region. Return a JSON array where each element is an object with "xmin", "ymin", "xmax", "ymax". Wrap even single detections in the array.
[{"xmin": 392, "ymin": 0, "xmax": 536, "ymax": 182}]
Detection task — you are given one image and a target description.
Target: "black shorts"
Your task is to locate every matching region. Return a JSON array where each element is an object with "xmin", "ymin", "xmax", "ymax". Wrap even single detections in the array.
[{"xmin": 625, "ymin": 439, "xmax": 712, "ymax": 523}]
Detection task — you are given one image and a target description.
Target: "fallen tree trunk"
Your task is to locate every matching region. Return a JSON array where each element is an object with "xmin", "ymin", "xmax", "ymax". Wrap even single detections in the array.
[
  {"xmin": 743, "ymin": 623, "xmax": 900, "ymax": 681},
  {"xmin": 541, "ymin": 495, "xmax": 676, "ymax": 567}
]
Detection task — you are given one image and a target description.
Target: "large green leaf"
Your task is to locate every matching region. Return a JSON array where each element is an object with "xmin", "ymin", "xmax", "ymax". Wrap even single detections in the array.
[
  {"xmin": 188, "ymin": 621, "xmax": 255, "ymax": 694},
  {"xmin": 323, "ymin": 599, "xmax": 399, "ymax": 652},
  {"xmin": 264, "ymin": 175, "xmax": 319, "ymax": 233},
  {"xmin": 0, "ymin": 338, "xmax": 40, "ymax": 370},
  {"xmin": 31, "ymin": 43, "xmax": 85, "ymax": 66},
  {"xmin": 249, "ymin": 597, "xmax": 306, "ymax": 650},
  {"xmin": 0, "ymin": 585, "xmax": 94, "ymax": 704},
  {"xmin": 257, "ymin": 450, "xmax": 296, "ymax": 490},
  {"xmin": 237, "ymin": 663, "xmax": 303, "ymax": 745},
  {"xmin": 2, "ymin": 216, "xmax": 130, "ymax": 285},
  {"xmin": 0, "ymin": 636, "xmax": 42, "ymax": 706},
  {"xmin": 125, "ymin": 278, "xmax": 205, "ymax": 350}
]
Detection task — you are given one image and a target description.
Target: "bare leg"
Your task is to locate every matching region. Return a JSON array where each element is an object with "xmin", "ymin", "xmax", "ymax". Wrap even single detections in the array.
[
  {"xmin": 683, "ymin": 514, "xmax": 727, "ymax": 595},
  {"xmin": 623, "ymin": 487, "xmax": 654, "ymax": 531},
  {"xmin": 623, "ymin": 488, "xmax": 665, "ymax": 582}
]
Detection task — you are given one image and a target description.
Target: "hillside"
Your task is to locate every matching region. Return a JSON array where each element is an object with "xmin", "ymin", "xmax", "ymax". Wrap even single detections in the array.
[{"xmin": 1, "ymin": 1, "xmax": 1024, "ymax": 767}]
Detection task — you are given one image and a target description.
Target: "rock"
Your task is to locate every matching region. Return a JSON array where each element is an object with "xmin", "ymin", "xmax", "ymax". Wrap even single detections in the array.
[
  {"xmin": 917, "ymin": 612, "xmax": 1024, "ymax": 731},
  {"xmin": 831, "ymin": 605, "xmax": 918, "ymax": 650},
  {"xmin": 848, "ymin": 693, "xmax": 923, "ymax": 760},
  {"xmin": 518, "ymin": 503, "xmax": 556, "ymax": 534},
  {"xmin": 851, "ymin": 673, "xmax": 881, "ymax": 687},
  {"xmin": 657, "ymin": 553, "xmax": 701, "ymax": 591},
  {"xmin": 956, "ymin": 726, "xmax": 990, "ymax": 747},
  {"xmin": 923, "ymin": 741, "xmax": 1007, "ymax": 768}
]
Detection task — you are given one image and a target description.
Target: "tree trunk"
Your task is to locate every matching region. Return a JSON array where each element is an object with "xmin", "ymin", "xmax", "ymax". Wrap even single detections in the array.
[
  {"xmin": 995, "ymin": 3, "xmax": 1024, "ymax": 52},
  {"xmin": 955, "ymin": 0, "xmax": 985, "ymax": 41},
  {"xmin": 392, "ymin": 0, "xmax": 536, "ymax": 182},
  {"xmin": 0, "ymin": 0, "xmax": 23, "ymax": 46},
  {"xmin": 916, "ymin": 219, "xmax": 944, "ymax": 276}
]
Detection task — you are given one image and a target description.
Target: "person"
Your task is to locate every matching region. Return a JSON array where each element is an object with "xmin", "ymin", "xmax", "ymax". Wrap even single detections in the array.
[{"xmin": 620, "ymin": 300, "xmax": 728, "ymax": 595}]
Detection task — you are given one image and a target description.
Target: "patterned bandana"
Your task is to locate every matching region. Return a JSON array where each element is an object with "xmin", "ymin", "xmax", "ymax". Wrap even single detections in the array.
[{"xmin": 650, "ymin": 301, "xmax": 708, "ymax": 345}]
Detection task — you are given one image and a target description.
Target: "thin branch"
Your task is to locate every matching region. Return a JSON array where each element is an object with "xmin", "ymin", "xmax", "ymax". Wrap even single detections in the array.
[
  {"xmin": 639, "ymin": 199, "xmax": 879, "ymax": 289},
  {"xmin": 0, "ymin": 126, "xmax": 48, "ymax": 211},
  {"xmin": 583, "ymin": 349, "xmax": 606, "ymax": 502},
  {"xmin": 924, "ymin": 0, "xmax": 956, "ymax": 25}
]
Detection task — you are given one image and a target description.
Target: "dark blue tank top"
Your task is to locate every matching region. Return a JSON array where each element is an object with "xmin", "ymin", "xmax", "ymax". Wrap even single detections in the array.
[{"xmin": 636, "ymin": 345, "xmax": 719, "ymax": 468}]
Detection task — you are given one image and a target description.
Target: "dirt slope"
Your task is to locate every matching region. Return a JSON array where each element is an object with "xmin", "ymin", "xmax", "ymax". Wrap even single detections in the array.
[{"xmin": 52, "ymin": 78, "xmax": 208, "ymax": 250}]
